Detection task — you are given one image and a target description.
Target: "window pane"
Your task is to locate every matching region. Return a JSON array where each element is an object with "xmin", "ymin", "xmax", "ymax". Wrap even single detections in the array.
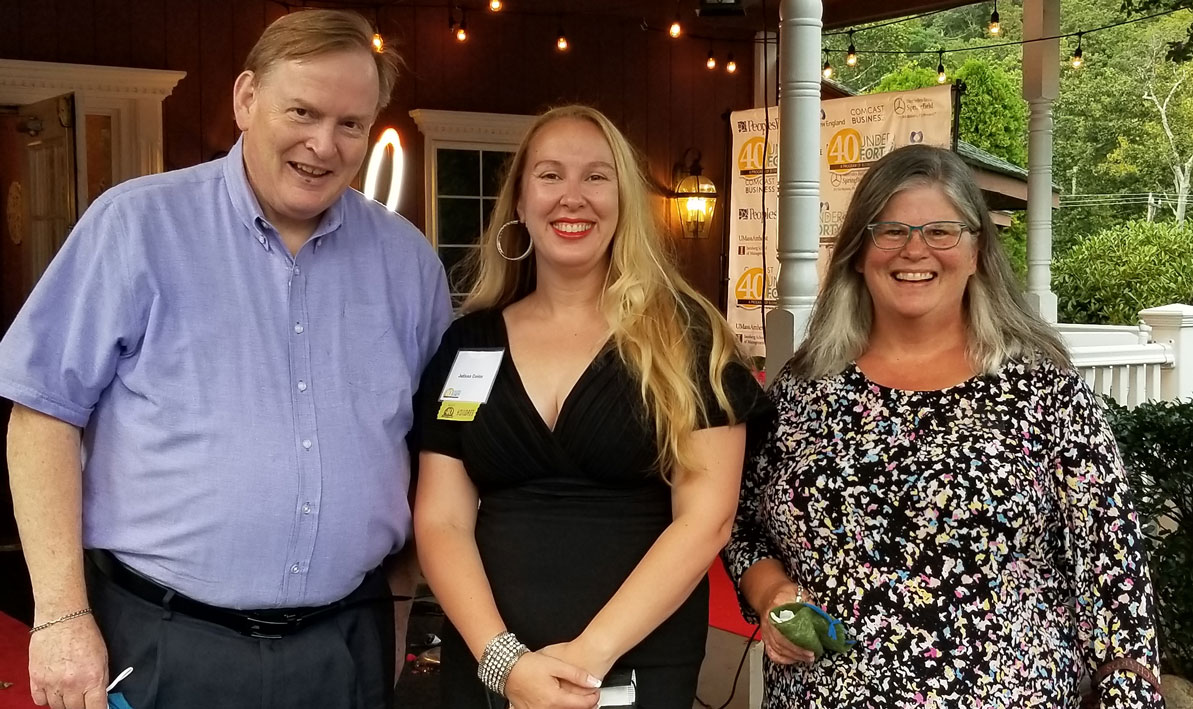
[
  {"xmin": 438, "ymin": 197, "xmax": 482, "ymax": 246},
  {"xmin": 437, "ymin": 149, "xmax": 480, "ymax": 196},
  {"xmin": 482, "ymin": 151, "xmax": 512, "ymax": 197},
  {"xmin": 439, "ymin": 245, "xmax": 476, "ymax": 293},
  {"xmin": 482, "ymin": 198, "xmax": 498, "ymax": 231}
]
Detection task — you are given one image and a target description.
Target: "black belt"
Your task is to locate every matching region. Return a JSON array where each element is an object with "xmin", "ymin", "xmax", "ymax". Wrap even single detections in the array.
[{"xmin": 87, "ymin": 549, "xmax": 400, "ymax": 639}]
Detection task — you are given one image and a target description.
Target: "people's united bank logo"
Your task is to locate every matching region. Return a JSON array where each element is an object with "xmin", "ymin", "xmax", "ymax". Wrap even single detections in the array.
[{"xmin": 737, "ymin": 120, "xmax": 747, "ymax": 131}]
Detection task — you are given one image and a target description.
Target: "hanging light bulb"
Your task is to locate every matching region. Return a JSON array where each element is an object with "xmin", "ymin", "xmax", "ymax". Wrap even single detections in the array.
[
  {"xmin": 455, "ymin": 8, "xmax": 468, "ymax": 42},
  {"xmin": 669, "ymin": 12, "xmax": 682, "ymax": 38},
  {"xmin": 988, "ymin": 3, "xmax": 1001, "ymax": 35},
  {"xmin": 706, "ymin": 50, "xmax": 717, "ymax": 70},
  {"xmin": 726, "ymin": 53, "xmax": 737, "ymax": 73},
  {"xmin": 1071, "ymin": 33, "xmax": 1084, "ymax": 68},
  {"xmin": 822, "ymin": 55, "xmax": 834, "ymax": 80},
  {"xmin": 556, "ymin": 28, "xmax": 569, "ymax": 51},
  {"xmin": 846, "ymin": 30, "xmax": 858, "ymax": 67},
  {"xmin": 937, "ymin": 51, "xmax": 948, "ymax": 83},
  {"xmin": 371, "ymin": 33, "xmax": 384, "ymax": 52},
  {"xmin": 489, "ymin": 0, "xmax": 502, "ymax": 10}
]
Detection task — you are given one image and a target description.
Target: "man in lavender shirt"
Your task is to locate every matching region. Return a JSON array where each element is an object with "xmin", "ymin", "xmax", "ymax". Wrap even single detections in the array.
[{"xmin": 0, "ymin": 9, "xmax": 450, "ymax": 709}]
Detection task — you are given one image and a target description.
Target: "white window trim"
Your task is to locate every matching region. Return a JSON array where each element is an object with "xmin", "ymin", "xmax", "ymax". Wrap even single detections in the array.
[
  {"xmin": 0, "ymin": 59, "xmax": 186, "ymax": 213},
  {"xmin": 409, "ymin": 109, "xmax": 533, "ymax": 247}
]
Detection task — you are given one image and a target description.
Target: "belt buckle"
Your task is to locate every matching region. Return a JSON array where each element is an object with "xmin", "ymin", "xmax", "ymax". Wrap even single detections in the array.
[{"xmin": 244, "ymin": 613, "xmax": 301, "ymax": 639}]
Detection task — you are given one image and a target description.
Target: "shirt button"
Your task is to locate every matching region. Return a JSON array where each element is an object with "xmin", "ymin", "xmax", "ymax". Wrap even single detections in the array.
[
  {"xmin": 257, "ymin": 234, "xmax": 265, "ymax": 244},
  {"xmin": 290, "ymin": 563, "xmax": 300, "ymax": 574},
  {"xmin": 294, "ymin": 323, "xmax": 304, "ymax": 334},
  {"xmin": 302, "ymin": 502, "xmax": 312, "ymax": 514},
  {"xmin": 293, "ymin": 266, "xmax": 301, "ymax": 275},
  {"xmin": 297, "ymin": 380, "xmax": 307, "ymax": 392},
  {"xmin": 302, "ymin": 439, "xmax": 312, "ymax": 450}
]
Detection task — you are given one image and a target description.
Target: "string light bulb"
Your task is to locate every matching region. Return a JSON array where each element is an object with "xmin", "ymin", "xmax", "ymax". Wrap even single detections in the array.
[
  {"xmin": 455, "ymin": 8, "xmax": 468, "ymax": 42},
  {"xmin": 726, "ymin": 53, "xmax": 737, "ymax": 73},
  {"xmin": 489, "ymin": 0, "xmax": 502, "ymax": 10},
  {"xmin": 937, "ymin": 51, "xmax": 948, "ymax": 83},
  {"xmin": 822, "ymin": 55, "xmax": 834, "ymax": 80},
  {"xmin": 556, "ymin": 28, "xmax": 569, "ymax": 51},
  {"xmin": 846, "ymin": 31, "xmax": 858, "ymax": 67},
  {"xmin": 988, "ymin": 3, "xmax": 1001, "ymax": 35},
  {"xmin": 1071, "ymin": 33, "xmax": 1084, "ymax": 68},
  {"xmin": 669, "ymin": 13, "xmax": 682, "ymax": 38},
  {"xmin": 706, "ymin": 50, "xmax": 717, "ymax": 70},
  {"xmin": 371, "ymin": 34, "xmax": 384, "ymax": 52}
]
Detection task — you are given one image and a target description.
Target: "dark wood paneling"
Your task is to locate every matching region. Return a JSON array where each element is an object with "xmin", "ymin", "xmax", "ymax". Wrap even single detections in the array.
[
  {"xmin": 163, "ymin": 0, "xmax": 201, "ymax": 170},
  {"xmin": 93, "ymin": 0, "xmax": 133, "ymax": 68},
  {"xmin": 199, "ymin": 0, "xmax": 236, "ymax": 160},
  {"xmin": 127, "ymin": 0, "xmax": 168, "ymax": 69},
  {"xmin": 57, "ymin": 0, "xmax": 95, "ymax": 66},
  {"xmin": 19, "ymin": 0, "xmax": 58, "ymax": 62}
]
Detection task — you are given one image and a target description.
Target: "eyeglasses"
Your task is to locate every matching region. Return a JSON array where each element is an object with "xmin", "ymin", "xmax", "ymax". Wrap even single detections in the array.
[{"xmin": 865, "ymin": 221, "xmax": 972, "ymax": 250}]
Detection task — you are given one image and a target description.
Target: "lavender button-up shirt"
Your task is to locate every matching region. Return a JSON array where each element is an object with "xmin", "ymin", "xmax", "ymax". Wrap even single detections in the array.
[{"xmin": 0, "ymin": 137, "xmax": 451, "ymax": 609}]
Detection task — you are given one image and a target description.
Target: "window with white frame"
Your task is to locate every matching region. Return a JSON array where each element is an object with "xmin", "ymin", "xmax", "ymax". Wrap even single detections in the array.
[{"xmin": 410, "ymin": 110, "xmax": 534, "ymax": 305}]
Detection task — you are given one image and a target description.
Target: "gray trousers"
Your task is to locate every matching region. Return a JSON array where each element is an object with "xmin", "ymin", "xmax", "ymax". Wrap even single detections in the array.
[{"xmin": 86, "ymin": 554, "xmax": 395, "ymax": 709}]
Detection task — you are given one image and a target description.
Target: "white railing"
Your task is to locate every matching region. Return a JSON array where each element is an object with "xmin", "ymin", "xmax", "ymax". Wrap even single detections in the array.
[{"xmin": 1058, "ymin": 303, "xmax": 1193, "ymax": 408}]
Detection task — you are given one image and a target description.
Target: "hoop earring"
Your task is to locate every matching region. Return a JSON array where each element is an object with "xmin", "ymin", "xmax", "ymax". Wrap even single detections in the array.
[{"xmin": 495, "ymin": 220, "xmax": 533, "ymax": 261}]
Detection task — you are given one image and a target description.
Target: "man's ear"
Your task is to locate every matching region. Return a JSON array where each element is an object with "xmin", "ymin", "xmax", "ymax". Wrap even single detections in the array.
[{"xmin": 232, "ymin": 71, "xmax": 258, "ymax": 132}]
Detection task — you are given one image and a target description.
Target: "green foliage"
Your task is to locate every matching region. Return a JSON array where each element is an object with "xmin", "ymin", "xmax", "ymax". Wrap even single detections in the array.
[
  {"xmin": 1000, "ymin": 213, "xmax": 1028, "ymax": 283},
  {"xmin": 870, "ymin": 58, "xmax": 1028, "ymax": 166},
  {"xmin": 1052, "ymin": 220, "xmax": 1193, "ymax": 324},
  {"xmin": 1120, "ymin": 0, "xmax": 1193, "ymax": 61},
  {"xmin": 1104, "ymin": 398, "xmax": 1193, "ymax": 676}
]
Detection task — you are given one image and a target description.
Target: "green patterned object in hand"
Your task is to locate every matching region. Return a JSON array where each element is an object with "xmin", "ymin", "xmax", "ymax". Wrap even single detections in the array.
[{"xmin": 768, "ymin": 603, "xmax": 856, "ymax": 658}]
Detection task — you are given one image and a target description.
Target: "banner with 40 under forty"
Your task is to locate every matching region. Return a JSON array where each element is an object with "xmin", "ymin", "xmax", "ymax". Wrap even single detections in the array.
[{"xmin": 725, "ymin": 84, "xmax": 956, "ymax": 359}]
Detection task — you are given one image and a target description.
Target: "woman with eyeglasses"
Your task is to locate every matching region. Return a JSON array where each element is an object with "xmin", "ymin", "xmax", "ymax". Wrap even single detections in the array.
[{"xmin": 725, "ymin": 145, "xmax": 1163, "ymax": 708}]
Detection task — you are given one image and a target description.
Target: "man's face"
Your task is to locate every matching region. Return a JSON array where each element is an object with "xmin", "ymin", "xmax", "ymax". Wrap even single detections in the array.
[{"xmin": 233, "ymin": 49, "xmax": 380, "ymax": 240}]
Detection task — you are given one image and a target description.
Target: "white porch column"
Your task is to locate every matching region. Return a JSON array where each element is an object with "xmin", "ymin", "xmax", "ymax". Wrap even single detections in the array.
[
  {"xmin": 765, "ymin": 0, "xmax": 823, "ymax": 378},
  {"xmin": 1022, "ymin": 0, "xmax": 1060, "ymax": 322}
]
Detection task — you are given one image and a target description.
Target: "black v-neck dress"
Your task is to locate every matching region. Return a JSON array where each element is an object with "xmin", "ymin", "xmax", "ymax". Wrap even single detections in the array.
[{"xmin": 416, "ymin": 309, "xmax": 770, "ymax": 708}]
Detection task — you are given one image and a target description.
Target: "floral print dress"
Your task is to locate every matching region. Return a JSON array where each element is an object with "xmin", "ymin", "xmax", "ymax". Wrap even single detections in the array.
[{"xmin": 725, "ymin": 358, "xmax": 1163, "ymax": 709}]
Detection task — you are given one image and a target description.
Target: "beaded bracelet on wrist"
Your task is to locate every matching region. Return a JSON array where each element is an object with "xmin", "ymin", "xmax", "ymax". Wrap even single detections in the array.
[{"xmin": 477, "ymin": 631, "xmax": 530, "ymax": 696}]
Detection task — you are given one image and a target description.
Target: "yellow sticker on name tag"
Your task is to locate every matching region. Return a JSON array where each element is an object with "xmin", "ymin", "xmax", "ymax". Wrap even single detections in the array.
[{"xmin": 437, "ymin": 401, "xmax": 481, "ymax": 422}]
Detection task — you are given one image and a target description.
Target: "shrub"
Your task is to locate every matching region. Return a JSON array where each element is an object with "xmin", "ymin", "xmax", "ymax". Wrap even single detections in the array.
[
  {"xmin": 1052, "ymin": 220, "xmax": 1193, "ymax": 325},
  {"xmin": 1105, "ymin": 398, "xmax": 1193, "ymax": 677}
]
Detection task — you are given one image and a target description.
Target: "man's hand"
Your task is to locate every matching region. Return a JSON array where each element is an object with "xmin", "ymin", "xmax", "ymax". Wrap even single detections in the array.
[{"xmin": 28, "ymin": 614, "xmax": 109, "ymax": 709}]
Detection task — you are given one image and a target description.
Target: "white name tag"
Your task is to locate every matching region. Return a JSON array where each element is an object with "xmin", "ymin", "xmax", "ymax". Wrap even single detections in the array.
[{"xmin": 437, "ymin": 349, "xmax": 504, "ymax": 422}]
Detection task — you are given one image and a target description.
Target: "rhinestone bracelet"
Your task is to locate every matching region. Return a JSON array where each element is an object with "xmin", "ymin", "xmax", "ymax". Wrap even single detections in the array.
[
  {"xmin": 477, "ymin": 631, "xmax": 530, "ymax": 697},
  {"xmin": 29, "ymin": 608, "xmax": 93, "ymax": 634}
]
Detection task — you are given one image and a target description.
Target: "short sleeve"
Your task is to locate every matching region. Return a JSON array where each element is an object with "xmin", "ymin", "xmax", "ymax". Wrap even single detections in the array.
[
  {"xmin": 411, "ymin": 317, "xmax": 468, "ymax": 460},
  {"xmin": 0, "ymin": 196, "xmax": 145, "ymax": 427},
  {"xmin": 689, "ymin": 316, "xmax": 773, "ymax": 432}
]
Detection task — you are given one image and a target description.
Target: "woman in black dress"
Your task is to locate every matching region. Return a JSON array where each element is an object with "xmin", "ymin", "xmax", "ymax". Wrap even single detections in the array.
[{"xmin": 414, "ymin": 105, "xmax": 768, "ymax": 709}]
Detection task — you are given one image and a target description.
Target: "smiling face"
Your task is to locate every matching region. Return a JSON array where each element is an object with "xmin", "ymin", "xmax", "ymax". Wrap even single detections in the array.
[
  {"xmin": 858, "ymin": 183, "xmax": 978, "ymax": 330},
  {"xmin": 233, "ymin": 48, "xmax": 379, "ymax": 241},
  {"xmin": 515, "ymin": 117, "xmax": 619, "ymax": 275}
]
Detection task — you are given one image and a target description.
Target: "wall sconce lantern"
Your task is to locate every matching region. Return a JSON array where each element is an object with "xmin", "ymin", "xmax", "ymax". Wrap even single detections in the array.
[{"xmin": 673, "ymin": 149, "xmax": 717, "ymax": 239}]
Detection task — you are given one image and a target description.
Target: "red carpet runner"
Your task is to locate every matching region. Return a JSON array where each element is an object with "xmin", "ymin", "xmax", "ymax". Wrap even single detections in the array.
[{"xmin": 0, "ymin": 613, "xmax": 35, "ymax": 709}]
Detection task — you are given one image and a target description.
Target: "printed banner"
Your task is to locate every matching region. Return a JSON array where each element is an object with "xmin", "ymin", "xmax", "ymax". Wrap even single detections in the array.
[{"xmin": 726, "ymin": 84, "xmax": 955, "ymax": 358}]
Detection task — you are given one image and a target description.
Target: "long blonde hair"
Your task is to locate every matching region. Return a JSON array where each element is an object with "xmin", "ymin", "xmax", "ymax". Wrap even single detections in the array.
[
  {"xmin": 461, "ymin": 105, "xmax": 742, "ymax": 479},
  {"xmin": 789, "ymin": 145, "xmax": 1069, "ymax": 379}
]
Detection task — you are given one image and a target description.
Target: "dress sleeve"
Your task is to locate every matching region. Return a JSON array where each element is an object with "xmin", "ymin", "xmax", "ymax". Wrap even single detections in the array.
[
  {"xmin": 411, "ymin": 318, "xmax": 466, "ymax": 460},
  {"xmin": 1049, "ymin": 370, "xmax": 1164, "ymax": 709},
  {"xmin": 722, "ymin": 361, "xmax": 802, "ymax": 623},
  {"xmin": 690, "ymin": 316, "xmax": 773, "ymax": 431}
]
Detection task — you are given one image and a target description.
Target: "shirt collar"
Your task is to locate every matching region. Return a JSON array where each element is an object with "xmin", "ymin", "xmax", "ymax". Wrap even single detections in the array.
[{"xmin": 223, "ymin": 135, "xmax": 346, "ymax": 251}]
